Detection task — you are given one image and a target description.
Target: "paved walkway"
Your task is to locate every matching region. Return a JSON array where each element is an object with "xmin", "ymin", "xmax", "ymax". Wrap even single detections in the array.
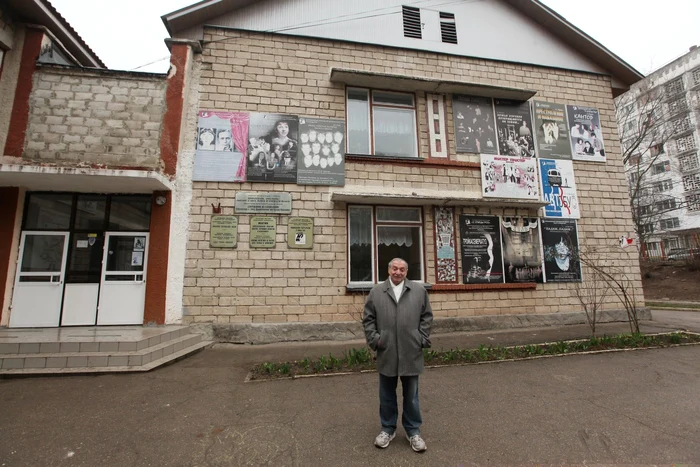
[{"xmin": 1, "ymin": 309, "xmax": 700, "ymax": 466}]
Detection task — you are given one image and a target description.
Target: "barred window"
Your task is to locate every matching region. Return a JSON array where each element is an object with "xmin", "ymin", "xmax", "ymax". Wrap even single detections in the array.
[
  {"xmin": 680, "ymin": 153, "xmax": 699, "ymax": 172},
  {"xmin": 672, "ymin": 115, "xmax": 691, "ymax": 134},
  {"xmin": 677, "ymin": 134, "xmax": 696, "ymax": 153},
  {"xmin": 664, "ymin": 78, "xmax": 684, "ymax": 96},
  {"xmin": 682, "ymin": 173, "xmax": 700, "ymax": 192},
  {"xmin": 668, "ymin": 97, "xmax": 688, "ymax": 115},
  {"xmin": 686, "ymin": 193, "xmax": 700, "ymax": 212}
]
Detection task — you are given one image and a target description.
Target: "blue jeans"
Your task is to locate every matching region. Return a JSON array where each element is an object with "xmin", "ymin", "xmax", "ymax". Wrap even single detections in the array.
[{"xmin": 379, "ymin": 373, "xmax": 422, "ymax": 437}]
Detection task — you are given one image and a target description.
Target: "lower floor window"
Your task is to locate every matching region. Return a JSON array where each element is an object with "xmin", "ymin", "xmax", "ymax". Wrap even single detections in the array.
[{"xmin": 348, "ymin": 205, "xmax": 424, "ymax": 283}]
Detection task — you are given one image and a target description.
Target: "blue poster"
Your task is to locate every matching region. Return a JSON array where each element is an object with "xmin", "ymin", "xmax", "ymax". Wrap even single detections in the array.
[{"xmin": 539, "ymin": 158, "xmax": 580, "ymax": 219}]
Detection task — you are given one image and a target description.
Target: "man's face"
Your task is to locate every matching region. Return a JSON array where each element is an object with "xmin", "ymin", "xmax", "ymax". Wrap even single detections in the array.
[
  {"xmin": 388, "ymin": 260, "xmax": 407, "ymax": 285},
  {"xmin": 218, "ymin": 131, "xmax": 232, "ymax": 147}
]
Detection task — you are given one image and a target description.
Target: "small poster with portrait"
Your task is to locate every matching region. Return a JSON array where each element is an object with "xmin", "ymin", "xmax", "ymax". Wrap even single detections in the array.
[
  {"xmin": 459, "ymin": 215, "xmax": 504, "ymax": 284},
  {"xmin": 532, "ymin": 100, "xmax": 572, "ymax": 160},
  {"xmin": 541, "ymin": 219, "xmax": 581, "ymax": 283},
  {"xmin": 193, "ymin": 111, "xmax": 249, "ymax": 182},
  {"xmin": 480, "ymin": 154, "xmax": 540, "ymax": 200},
  {"xmin": 296, "ymin": 117, "xmax": 346, "ymax": 186},
  {"xmin": 501, "ymin": 217, "xmax": 543, "ymax": 283},
  {"xmin": 494, "ymin": 99, "xmax": 536, "ymax": 158},
  {"xmin": 566, "ymin": 104, "xmax": 606, "ymax": 162},
  {"xmin": 452, "ymin": 95, "xmax": 497, "ymax": 154},
  {"xmin": 247, "ymin": 113, "xmax": 299, "ymax": 183}
]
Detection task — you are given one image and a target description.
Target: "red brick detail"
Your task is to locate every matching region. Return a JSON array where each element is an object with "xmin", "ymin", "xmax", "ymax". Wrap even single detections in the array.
[
  {"xmin": 143, "ymin": 192, "xmax": 171, "ymax": 324},
  {"xmin": 160, "ymin": 44, "xmax": 190, "ymax": 177},
  {"xmin": 0, "ymin": 188, "xmax": 20, "ymax": 322},
  {"xmin": 4, "ymin": 28, "xmax": 44, "ymax": 157},
  {"xmin": 345, "ymin": 154, "xmax": 480, "ymax": 170},
  {"xmin": 429, "ymin": 283, "xmax": 538, "ymax": 292}
]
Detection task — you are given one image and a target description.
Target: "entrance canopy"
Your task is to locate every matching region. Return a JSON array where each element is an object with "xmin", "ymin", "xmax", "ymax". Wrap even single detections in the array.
[{"xmin": 0, "ymin": 165, "xmax": 173, "ymax": 193}]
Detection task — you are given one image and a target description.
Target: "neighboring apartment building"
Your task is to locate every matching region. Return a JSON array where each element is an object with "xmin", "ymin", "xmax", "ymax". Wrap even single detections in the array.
[
  {"xmin": 616, "ymin": 46, "xmax": 700, "ymax": 257},
  {"xmin": 159, "ymin": 0, "xmax": 647, "ymax": 343},
  {"xmin": 0, "ymin": 0, "xmax": 200, "ymax": 328}
]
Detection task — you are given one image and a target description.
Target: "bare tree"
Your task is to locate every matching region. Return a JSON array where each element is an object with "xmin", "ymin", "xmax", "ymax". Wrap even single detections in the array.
[
  {"xmin": 615, "ymin": 85, "xmax": 690, "ymax": 251},
  {"xmin": 573, "ymin": 264, "xmax": 610, "ymax": 337}
]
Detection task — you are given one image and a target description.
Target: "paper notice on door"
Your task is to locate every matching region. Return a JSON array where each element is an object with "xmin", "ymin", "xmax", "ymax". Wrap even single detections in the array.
[
  {"xmin": 76, "ymin": 240, "xmax": 89, "ymax": 248},
  {"xmin": 131, "ymin": 251, "xmax": 143, "ymax": 267}
]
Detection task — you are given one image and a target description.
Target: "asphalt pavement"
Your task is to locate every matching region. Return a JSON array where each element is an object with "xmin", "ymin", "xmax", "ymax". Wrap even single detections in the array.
[{"xmin": 2, "ymin": 309, "xmax": 700, "ymax": 466}]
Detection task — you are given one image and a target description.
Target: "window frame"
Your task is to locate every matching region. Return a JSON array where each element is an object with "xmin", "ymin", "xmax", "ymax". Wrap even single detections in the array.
[
  {"xmin": 345, "ymin": 86, "xmax": 420, "ymax": 159},
  {"xmin": 346, "ymin": 205, "xmax": 426, "ymax": 285}
]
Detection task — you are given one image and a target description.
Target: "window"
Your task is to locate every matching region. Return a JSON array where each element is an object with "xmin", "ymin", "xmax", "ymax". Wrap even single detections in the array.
[
  {"xmin": 641, "ymin": 223, "xmax": 655, "ymax": 234},
  {"xmin": 646, "ymin": 241, "xmax": 660, "ymax": 252},
  {"xmin": 653, "ymin": 179, "xmax": 673, "ymax": 193},
  {"xmin": 402, "ymin": 6, "xmax": 458, "ymax": 44},
  {"xmin": 346, "ymin": 88, "xmax": 418, "ymax": 158},
  {"xmin": 655, "ymin": 199, "xmax": 677, "ymax": 212},
  {"xmin": 652, "ymin": 161, "xmax": 671, "ymax": 175},
  {"xmin": 668, "ymin": 97, "xmax": 688, "ymax": 115},
  {"xmin": 348, "ymin": 206, "xmax": 424, "ymax": 284},
  {"xmin": 676, "ymin": 134, "xmax": 696, "ymax": 153},
  {"xmin": 659, "ymin": 218, "xmax": 680, "ymax": 230},
  {"xmin": 693, "ymin": 68, "xmax": 700, "ymax": 86},
  {"xmin": 624, "ymin": 120, "xmax": 636, "ymax": 133},
  {"xmin": 682, "ymin": 173, "xmax": 700, "ymax": 192},
  {"xmin": 686, "ymin": 193, "xmax": 700, "ymax": 212},
  {"xmin": 629, "ymin": 172, "xmax": 638, "ymax": 184},
  {"xmin": 638, "ymin": 204, "xmax": 652, "ymax": 216},
  {"xmin": 680, "ymin": 153, "xmax": 699, "ymax": 172},
  {"xmin": 664, "ymin": 78, "xmax": 684, "ymax": 97},
  {"xmin": 650, "ymin": 143, "xmax": 664, "ymax": 157}
]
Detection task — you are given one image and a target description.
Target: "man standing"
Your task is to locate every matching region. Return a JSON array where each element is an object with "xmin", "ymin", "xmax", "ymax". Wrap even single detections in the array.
[{"xmin": 362, "ymin": 258, "xmax": 433, "ymax": 452}]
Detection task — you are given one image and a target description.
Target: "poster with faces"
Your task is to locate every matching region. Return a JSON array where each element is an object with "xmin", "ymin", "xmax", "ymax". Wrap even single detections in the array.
[
  {"xmin": 501, "ymin": 217, "xmax": 543, "ymax": 283},
  {"xmin": 541, "ymin": 219, "xmax": 581, "ymax": 282},
  {"xmin": 296, "ymin": 117, "xmax": 346, "ymax": 186},
  {"xmin": 566, "ymin": 104, "xmax": 606, "ymax": 162},
  {"xmin": 193, "ymin": 111, "xmax": 248, "ymax": 182},
  {"xmin": 481, "ymin": 154, "xmax": 540, "ymax": 200},
  {"xmin": 246, "ymin": 113, "xmax": 299, "ymax": 183}
]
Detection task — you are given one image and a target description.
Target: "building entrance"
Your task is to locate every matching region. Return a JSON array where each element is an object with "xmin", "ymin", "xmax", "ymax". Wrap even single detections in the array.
[{"xmin": 9, "ymin": 193, "xmax": 152, "ymax": 328}]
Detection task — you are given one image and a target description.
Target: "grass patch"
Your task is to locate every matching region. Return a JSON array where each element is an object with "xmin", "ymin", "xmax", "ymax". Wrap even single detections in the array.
[{"xmin": 248, "ymin": 331, "xmax": 700, "ymax": 381}]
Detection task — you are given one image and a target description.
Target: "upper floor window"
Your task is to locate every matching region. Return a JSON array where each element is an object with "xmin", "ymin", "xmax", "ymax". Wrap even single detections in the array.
[
  {"xmin": 650, "ymin": 143, "xmax": 664, "ymax": 157},
  {"xmin": 668, "ymin": 97, "xmax": 688, "ymax": 115},
  {"xmin": 653, "ymin": 179, "xmax": 673, "ymax": 193},
  {"xmin": 686, "ymin": 193, "xmax": 700, "ymax": 212},
  {"xmin": 677, "ymin": 134, "xmax": 696, "ymax": 153},
  {"xmin": 693, "ymin": 68, "xmax": 700, "ymax": 86},
  {"xmin": 659, "ymin": 218, "xmax": 680, "ymax": 230},
  {"xmin": 346, "ymin": 88, "xmax": 418, "ymax": 158},
  {"xmin": 672, "ymin": 115, "xmax": 692, "ymax": 134},
  {"xmin": 682, "ymin": 173, "xmax": 700, "ymax": 192},
  {"xmin": 679, "ymin": 153, "xmax": 699, "ymax": 172},
  {"xmin": 655, "ymin": 199, "xmax": 677, "ymax": 212},
  {"xmin": 652, "ymin": 161, "xmax": 671, "ymax": 175}
]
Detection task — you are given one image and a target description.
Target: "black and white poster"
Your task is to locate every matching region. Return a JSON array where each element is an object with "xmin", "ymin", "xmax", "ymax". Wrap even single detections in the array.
[
  {"xmin": 494, "ymin": 99, "xmax": 536, "ymax": 158},
  {"xmin": 193, "ymin": 111, "xmax": 249, "ymax": 182},
  {"xmin": 541, "ymin": 219, "xmax": 582, "ymax": 282},
  {"xmin": 532, "ymin": 100, "xmax": 572, "ymax": 160},
  {"xmin": 459, "ymin": 215, "xmax": 504, "ymax": 284},
  {"xmin": 246, "ymin": 113, "xmax": 299, "ymax": 183},
  {"xmin": 501, "ymin": 217, "xmax": 543, "ymax": 283},
  {"xmin": 566, "ymin": 104, "xmax": 606, "ymax": 162},
  {"xmin": 297, "ymin": 117, "xmax": 346, "ymax": 186},
  {"xmin": 452, "ymin": 95, "xmax": 497, "ymax": 154}
]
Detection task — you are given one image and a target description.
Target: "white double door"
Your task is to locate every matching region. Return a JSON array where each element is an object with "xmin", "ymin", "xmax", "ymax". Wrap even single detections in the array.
[{"xmin": 9, "ymin": 232, "xmax": 149, "ymax": 328}]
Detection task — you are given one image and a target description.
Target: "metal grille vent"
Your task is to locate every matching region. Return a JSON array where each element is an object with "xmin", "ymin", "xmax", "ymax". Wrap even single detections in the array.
[
  {"xmin": 402, "ymin": 6, "xmax": 422, "ymax": 39},
  {"xmin": 440, "ymin": 12, "xmax": 457, "ymax": 44}
]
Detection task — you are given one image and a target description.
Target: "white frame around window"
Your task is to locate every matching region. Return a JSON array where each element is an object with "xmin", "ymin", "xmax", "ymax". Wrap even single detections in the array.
[
  {"xmin": 347, "ymin": 205, "xmax": 425, "ymax": 284},
  {"xmin": 346, "ymin": 87, "xmax": 419, "ymax": 158}
]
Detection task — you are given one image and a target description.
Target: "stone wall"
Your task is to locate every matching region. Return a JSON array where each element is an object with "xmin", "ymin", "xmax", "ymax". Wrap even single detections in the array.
[
  {"xmin": 23, "ymin": 65, "xmax": 166, "ymax": 168},
  {"xmin": 181, "ymin": 28, "xmax": 644, "ymax": 330}
]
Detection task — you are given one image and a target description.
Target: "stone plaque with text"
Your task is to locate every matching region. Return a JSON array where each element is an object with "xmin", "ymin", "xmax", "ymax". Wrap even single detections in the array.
[
  {"xmin": 235, "ymin": 192, "xmax": 292, "ymax": 214},
  {"xmin": 250, "ymin": 216, "xmax": 277, "ymax": 248},
  {"xmin": 287, "ymin": 217, "xmax": 313, "ymax": 249},
  {"xmin": 210, "ymin": 216, "xmax": 238, "ymax": 248}
]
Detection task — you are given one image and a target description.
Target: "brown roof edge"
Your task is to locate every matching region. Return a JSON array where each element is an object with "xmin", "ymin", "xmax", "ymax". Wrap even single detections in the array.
[{"xmin": 41, "ymin": 0, "xmax": 106, "ymax": 68}]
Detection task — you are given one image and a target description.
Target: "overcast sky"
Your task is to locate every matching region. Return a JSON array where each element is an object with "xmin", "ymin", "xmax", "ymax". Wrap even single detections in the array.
[{"xmin": 51, "ymin": 0, "xmax": 700, "ymax": 75}]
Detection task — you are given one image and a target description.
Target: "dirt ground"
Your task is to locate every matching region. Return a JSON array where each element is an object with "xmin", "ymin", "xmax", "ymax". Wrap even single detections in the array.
[{"xmin": 641, "ymin": 260, "xmax": 700, "ymax": 301}]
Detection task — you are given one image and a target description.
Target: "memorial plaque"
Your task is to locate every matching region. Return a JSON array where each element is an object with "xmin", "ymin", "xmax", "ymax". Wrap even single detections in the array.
[
  {"xmin": 250, "ymin": 216, "xmax": 277, "ymax": 248},
  {"xmin": 287, "ymin": 217, "xmax": 314, "ymax": 249},
  {"xmin": 210, "ymin": 216, "xmax": 238, "ymax": 248},
  {"xmin": 235, "ymin": 192, "xmax": 292, "ymax": 214}
]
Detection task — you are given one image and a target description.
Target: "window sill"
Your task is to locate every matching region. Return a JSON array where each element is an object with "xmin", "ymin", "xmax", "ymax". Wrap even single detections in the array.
[
  {"xmin": 346, "ymin": 283, "xmax": 433, "ymax": 293},
  {"xmin": 345, "ymin": 153, "xmax": 479, "ymax": 169}
]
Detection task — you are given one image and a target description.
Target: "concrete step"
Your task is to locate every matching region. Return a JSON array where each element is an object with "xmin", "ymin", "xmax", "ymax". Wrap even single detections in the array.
[
  {"xmin": 0, "ymin": 334, "xmax": 213, "ymax": 375},
  {"xmin": 0, "ymin": 326, "xmax": 191, "ymax": 355}
]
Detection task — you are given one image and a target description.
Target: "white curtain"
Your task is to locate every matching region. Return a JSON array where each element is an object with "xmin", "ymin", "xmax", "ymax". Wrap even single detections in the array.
[{"xmin": 378, "ymin": 227, "xmax": 413, "ymax": 247}]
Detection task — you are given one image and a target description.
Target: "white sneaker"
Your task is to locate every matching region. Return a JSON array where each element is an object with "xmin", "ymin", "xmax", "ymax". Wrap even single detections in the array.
[
  {"xmin": 407, "ymin": 434, "xmax": 427, "ymax": 452},
  {"xmin": 374, "ymin": 431, "xmax": 395, "ymax": 448}
]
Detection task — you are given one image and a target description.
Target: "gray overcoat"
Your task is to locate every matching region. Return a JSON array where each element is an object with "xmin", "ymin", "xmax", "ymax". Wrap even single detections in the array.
[{"xmin": 362, "ymin": 279, "xmax": 433, "ymax": 377}]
